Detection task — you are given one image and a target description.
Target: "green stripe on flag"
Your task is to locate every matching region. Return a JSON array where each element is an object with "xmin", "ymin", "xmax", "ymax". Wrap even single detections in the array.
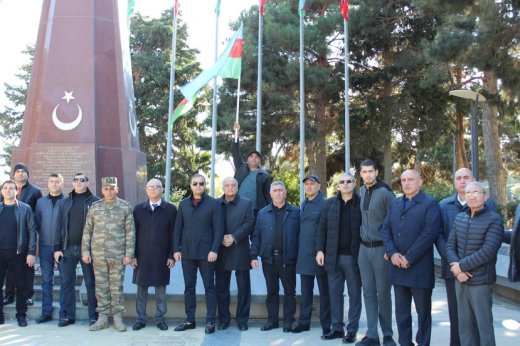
[
  {"xmin": 128, "ymin": 0, "xmax": 135, "ymax": 17},
  {"xmin": 169, "ymin": 98, "xmax": 194, "ymax": 130},
  {"xmin": 218, "ymin": 57, "xmax": 242, "ymax": 79}
]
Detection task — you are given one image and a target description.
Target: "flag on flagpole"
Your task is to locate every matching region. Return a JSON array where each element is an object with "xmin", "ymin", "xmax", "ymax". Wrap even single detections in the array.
[
  {"xmin": 180, "ymin": 23, "xmax": 243, "ymax": 100},
  {"xmin": 260, "ymin": 0, "xmax": 267, "ymax": 17},
  {"xmin": 169, "ymin": 97, "xmax": 194, "ymax": 129},
  {"xmin": 215, "ymin": 0, "xmax": 221, "ymax": 16},
  {"xmin": 174, "ymin": 0, "xmax": 179, "ymax": 16},
  {"xmin": 298, "ymin": 0, "xmax": 306, "ymax": 17},
  {"xmin": 128, "ymin": 0, "xmax": 135, "ymax": 17},
  {"xmin": 341, "ymin": 0, "xmax": 349, "ymax": 21}
]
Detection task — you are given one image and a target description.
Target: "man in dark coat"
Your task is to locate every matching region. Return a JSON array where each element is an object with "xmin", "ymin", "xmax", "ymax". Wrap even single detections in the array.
[
  {"xmin": 436, "ymin": 167, "xmax": 496, "ymax": 346},
  {"xmin": 316, "ymin": 173, "xmax": 362, "ymax": 343},
  {"xmin": 382, "ymin": 169, "xmax": 440, "ymax": 346},
  {"xmin": 251, "ymin": 181, "xmax": 300, "ymax": 333},
  {"xmin": 293, "ymin": 174, "xmax": 331, "ymax": 336},
  {"xmin": 446, "ymin": 181, "xmax": 503, "ymax": 346},
  {"xmin": 132, "ymin": 178, "xmax": 177, "ymax": 331},
  {"xmin": 232, "ymin": 122, "xmax": 271, "ymax": 215},
  {"xmin": 215, "ymin": 177, "xmax": 254, "ymax": 331},
  {"xmin": 173, "ymin": 174, "xmax": 224, "ymax": 335},
  {"xmin": 505, "ymin": 203, "xmax": 520, "ymax": 282},
  {"xmin": 3, "ymin": 163, "xmax": 42, "ymax": 306}
]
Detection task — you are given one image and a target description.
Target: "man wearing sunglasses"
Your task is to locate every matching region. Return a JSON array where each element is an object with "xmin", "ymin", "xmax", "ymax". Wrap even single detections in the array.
[
  {"xmin": 357, "ymin": 160, "xmax": 396, "ymax": 346},
  {"xmin": 316, "ymin": 173, "xmax": 362, "ymax": 343},
  {"xmin": 173, "ymin": 174, "xmax": 224, "ymax": 335},
  {"xmin": 54, "ymin": 173, "xmax": 99, "ymax": 328}
]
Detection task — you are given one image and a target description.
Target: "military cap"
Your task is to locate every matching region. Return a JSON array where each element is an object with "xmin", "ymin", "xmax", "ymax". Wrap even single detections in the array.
[{"xmin": 101, "ymin": 177, "xmax": 118, "ymax": 187}]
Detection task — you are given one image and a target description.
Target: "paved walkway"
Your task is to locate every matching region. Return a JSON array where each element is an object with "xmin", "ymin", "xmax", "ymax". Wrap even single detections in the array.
[{"xmin": 1, "ymin": 279, "xmax": 519, "ymax": 345}]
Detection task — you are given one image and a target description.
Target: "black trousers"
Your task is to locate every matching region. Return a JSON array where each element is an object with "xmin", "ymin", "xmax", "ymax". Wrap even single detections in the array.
[
  {"xmin": 394, "ymin": 285, "xmax": 432, "ymax": 346},
  {"xmin": 445, "ymin": 278, "xmax": 461, "ymax": 346},
  {"xmin": 0, "ymin": 250, "xmax": 29, "ymax": 317},
  {"xmin": 4, "ymin": 264, "xmax": 34, "ymax": 299},
  {"xmin": 181, "ymin": 258, "xmax": 216, "ymax": 325},
  {"xmin": 216, "ymin": 270, "xmax": 251, "ymax": 325},
  {"xmin": 298, "ymin": 274, "xmax": 331, "ymax": 329},
  {"xmin": 262, "ymin": 256, "xmax": 296, "ymax": 326}
]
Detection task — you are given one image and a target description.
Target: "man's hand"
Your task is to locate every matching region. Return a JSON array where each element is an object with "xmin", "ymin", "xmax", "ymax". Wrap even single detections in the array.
[
  {"xmin": 390, "ymin": 253, "xmax": 405, "ymax": 268},
  {"xmin": 174, "ymin": 252, "xmax": 182, "ymax": 261},
  {"xmin": 456, "ymin": 271, "xmax": 473, "ymax": 283},
  {"xmin": 167, "ymin": 259, "xmax": 175, "ymax": 268},
  {"xmin": 222, "ymin": 234, "xmax": 234, "ymax": 247},
  {"xmin": 208, "ymin": 251, "xmax": 218, "ymax": 262},
  {"xmin": 26, "ymin": 255, "xmax": 36, "ymax": 267},
  {"xmin": 251, "ymin": 259, "xmax": 259, "ymax": 269},
  {"xmin": 316, "ymin": 251, "xmax": 325, "ymax": 266},
  {"xmin": 82, "ymin": 255, "xmax": 92, "ymax": 264},
  {"xmin": 400, "ymin": 255, "xmax": 410, "ymax": 268},
  {"xmin": 123, "ymin": 257, "xmax": 133, "ymax": 265},
  {"xmin": 54, "ymin": 251, "xmax": 64, "ymax": 263},
  {"xmin": 132, "ymin": 258, "xmax": 138, "ymax": 268},
  {"xmin": 450, "ymin": 262, "xmax": 462, "ymax": 276}
]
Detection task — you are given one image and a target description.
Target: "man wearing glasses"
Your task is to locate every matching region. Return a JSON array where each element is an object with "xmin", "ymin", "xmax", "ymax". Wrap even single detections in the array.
[
  {"xmin": 173, "ymin": 174, "xmax": 223, "ymax": 334},
  {"xmin": 316, "ymin": 173, "xmax": 362, "ymax": 343},
  {"xmin": 446, "ymin": 182, "xmax": 503, "ymax": 346},
  {"xmin": 131, "ymin": 178, "xmax": 177, "ymax": 332},
  {"xmin": 54, "ymin": 173, "xmax": 99, "ymax": 327},
  {"xmin": 357, "ymin": 160, "xmax": 396, "ymax": 346}
]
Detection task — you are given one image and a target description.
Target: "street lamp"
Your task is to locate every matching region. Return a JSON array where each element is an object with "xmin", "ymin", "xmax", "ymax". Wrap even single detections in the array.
[{"xmin": 449, "ymin": 90, "xmax": 486, "ymax": 180}]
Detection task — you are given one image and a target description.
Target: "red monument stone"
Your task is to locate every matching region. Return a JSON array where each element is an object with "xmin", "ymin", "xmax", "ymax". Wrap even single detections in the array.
[{"xmin": 11, "ymin": 0, "xmax": 146, "ymax": 203}]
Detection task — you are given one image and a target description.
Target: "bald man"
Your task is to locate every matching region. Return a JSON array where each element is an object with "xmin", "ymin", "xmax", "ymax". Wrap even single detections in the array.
[
  {"xmin": 382, "ymin": 170, "xmax": 440, "ymax": 346},
  {"xmin": 436, "ymin": 168, "xmax": 496, "ymax": 346}
]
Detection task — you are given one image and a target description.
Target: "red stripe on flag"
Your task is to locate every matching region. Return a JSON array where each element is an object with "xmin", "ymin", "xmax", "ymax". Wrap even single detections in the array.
[
  {"xmin": 229, "ymin": 39, "xmax": 243, "ymax": 58},
  {"xmin": 174, "ymin": 0, "xmax": 179, "ymax": 16},
  {"xmin": 341, "ymin": 0, "xmax": 349, "ymax": 21}
]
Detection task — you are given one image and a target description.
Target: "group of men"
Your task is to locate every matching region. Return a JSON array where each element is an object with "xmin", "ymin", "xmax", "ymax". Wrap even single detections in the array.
[{"xmin": 0, "ymin": 141, "xmax": 518, "ymax": 346}]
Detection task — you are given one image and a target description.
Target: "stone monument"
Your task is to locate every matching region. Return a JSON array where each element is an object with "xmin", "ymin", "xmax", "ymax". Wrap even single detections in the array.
[{"xmin": 11, "ymin": 0, "xmax": 146, "ymax": 203}]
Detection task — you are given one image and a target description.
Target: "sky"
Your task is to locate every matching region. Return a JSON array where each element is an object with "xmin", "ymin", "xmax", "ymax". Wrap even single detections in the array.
[{"xmin": 0, "ymin": 0, "xmax": 259, "ymax": 181}]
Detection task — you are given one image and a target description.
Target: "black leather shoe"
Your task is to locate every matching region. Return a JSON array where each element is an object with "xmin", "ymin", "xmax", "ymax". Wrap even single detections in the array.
[
  {"xmin": 321, "ymin": 330, "xmax": 345, "ymax": 340},
  {"xmin": 17, "ymin": 316, "xmax": 28, "ymax": 327},
  {"xmin": 205, "ymin": 323, "xmax": 215, "ymax": 334},
  {"xmin": 343, "ymin": 332, "xmax": 357, "ymax": 343},
  {"xmin": 26, "ymin": 298, "xmax": 34, "ymax": 306},
  {"xmin": 58, "ymin": 319, "xmax": 75, "ymax": 327},
  {"xmin": 0, "ymin": 314, "xmax": 4, "ymax": 325},
  {"xmin": 89, "ymin": 320, "xmax": 97, "ymax": 326},
  {"xmin": 156, "ymin": 321, "xmax": 168, "ymax": 331},
  {"xmin": 36, "ymin": 315, "xmax": 53, "ymax": 324},
  {"xmin": 322, "ymin": 327, "xmax": 331, "ymax": 337},
  {"xmin": 3, "ymin": 296, "xmax": 14, "ymax": 305},
  {"xmin": 217, "ymin": 321, "xmax": 230, "ymax": 330},
  {"xmin": 174, "ymin": 321, "xmax": 196, "ymax": 331},
  {"xmin": 291, "ymin": 324, "xmax": 310, "ymax": 333},
  {"xmin": 132, "ymin": 321, "xmax": 146, "ymax": 331},
  {"xmin": 260, "ymin": 322, "xmax": 279, "ymax": 331},
  {"xmin": 237, "ymin": 323, "xmax": 248, "ymax": 331}
]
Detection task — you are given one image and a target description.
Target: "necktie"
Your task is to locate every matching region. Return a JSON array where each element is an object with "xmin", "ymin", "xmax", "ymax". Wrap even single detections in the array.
[{"xmin": 152, "ymin": 203, "xmax": 158, "ymax": 211}]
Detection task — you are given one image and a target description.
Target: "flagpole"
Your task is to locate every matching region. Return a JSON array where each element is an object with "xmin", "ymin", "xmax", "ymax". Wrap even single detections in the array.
[
  {"xmin": 234, "ymin": 75, "xmax": 242, "ymax": 141},
  {"xmin": 256, "ymin": 4, "xmax": 263, "ymax": 152},
  {"xmin": 299, "ymin": 10, "xmax": 305, "ymax": 205},
  {"xmin": 210, "ymin": 5, "xmax": 219, "ymax": 197},
  {"xmin": 344, "ymin": 17, "xmax": 350, "ymax": 172},
  {"xmin": 165, "ymin": 2, "xmax": 178, "ymax": 201}
]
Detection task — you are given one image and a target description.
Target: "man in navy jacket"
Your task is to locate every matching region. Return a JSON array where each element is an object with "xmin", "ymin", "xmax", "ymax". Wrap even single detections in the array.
[
  {"xmin": 446, "ymin": 181, "xmax": 503, "ymax": 346},
  {"xmin": 382, "ymin": 170, "xmax": 440, "ymax": 346},
  {"xmin": 173, "ymin": 174, "xmax": 223, "ymax": 334},
  {"xmin": 251, "ymin": 181, "xmax": 300, "ymax": 332}
]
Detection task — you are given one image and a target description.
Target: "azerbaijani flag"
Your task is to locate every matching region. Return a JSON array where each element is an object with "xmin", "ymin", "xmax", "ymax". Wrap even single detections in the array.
[
  {"xmin": 260, "ymin": 0, "xmax": 267, "ymax": 17},
  {"xmin": 128, "ymin": 0, "xmax": 135, "ymax": 17},
  {"xmin": 341, "ymin": 0, "xmax": 349, "ymax": 21},
  {"xmin": 215, "ymin": 0, "xmax": 221, "ymax": 16},
  {"xmin": 180, "ymin": 23, "xmax": 243, "ymax": 100},
  {"xmin": 298, "ymin": 0, "xmax": 306, "ymax": 17},
  {"xmin": 169, "ymin": 97, "xmax": 194, "ymax": 128}
]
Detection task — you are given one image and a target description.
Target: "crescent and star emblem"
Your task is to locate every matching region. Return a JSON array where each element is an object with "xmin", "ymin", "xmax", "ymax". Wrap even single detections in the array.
[
  {"xmin": 52, "ymin": 90, "xmax": 83, "ymax": 131},
  {"xmin": 128, "ymin": 100, "xmax": 137, "ymax": 137}
]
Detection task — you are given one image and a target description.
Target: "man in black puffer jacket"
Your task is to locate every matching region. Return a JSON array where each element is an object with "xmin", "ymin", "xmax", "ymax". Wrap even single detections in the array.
[{"xmin": 446, "ymin": 181, "xmax": 504, "ymax": 346}]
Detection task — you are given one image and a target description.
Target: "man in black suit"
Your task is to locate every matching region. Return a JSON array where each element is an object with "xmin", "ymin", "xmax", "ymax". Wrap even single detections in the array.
[
  {"xmin": 173, "ymin": 174, "xmax": 223, "ymax": 334},
  {"xmin": 215, "ymin": 177, "xmax": 254, "ymax": 331}
]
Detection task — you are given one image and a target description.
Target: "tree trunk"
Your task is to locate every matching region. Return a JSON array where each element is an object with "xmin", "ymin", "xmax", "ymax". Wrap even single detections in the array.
[
  {"xmin": 382, "ymin": 50, "xmax": 393, "ymax": 186},
  {"xmin": 305, "ymin": 94, "xmax": 328, "ymax": 196},
  {"xmin": 481, "ymin": 70, "xmax": 507, "ymax": 206},
  {"xmin": 453, "ymin": 65, "xmax": 469, "ymax": 169}
]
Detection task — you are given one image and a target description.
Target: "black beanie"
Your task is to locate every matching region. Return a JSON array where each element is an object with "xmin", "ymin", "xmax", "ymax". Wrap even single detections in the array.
[{"xmin": 13, "ymin": 163, "xmax": 29, "ymax": 177}]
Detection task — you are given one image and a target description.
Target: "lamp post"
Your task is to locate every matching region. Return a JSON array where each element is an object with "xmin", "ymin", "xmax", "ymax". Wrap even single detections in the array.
[{"xmin": 449, "ymin": 90, "xmax": 486, "ymax": 180}]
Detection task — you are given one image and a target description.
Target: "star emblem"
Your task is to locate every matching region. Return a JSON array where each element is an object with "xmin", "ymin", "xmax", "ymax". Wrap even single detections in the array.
[{"xmin": 62, "ymin": 91, "xmax": 75, "ymax": 104}]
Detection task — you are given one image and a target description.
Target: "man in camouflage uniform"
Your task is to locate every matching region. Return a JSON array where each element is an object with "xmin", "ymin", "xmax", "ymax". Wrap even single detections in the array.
[{"xmin": 82, "ymin": 177, "xmax": 135, "ymax": 332}]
